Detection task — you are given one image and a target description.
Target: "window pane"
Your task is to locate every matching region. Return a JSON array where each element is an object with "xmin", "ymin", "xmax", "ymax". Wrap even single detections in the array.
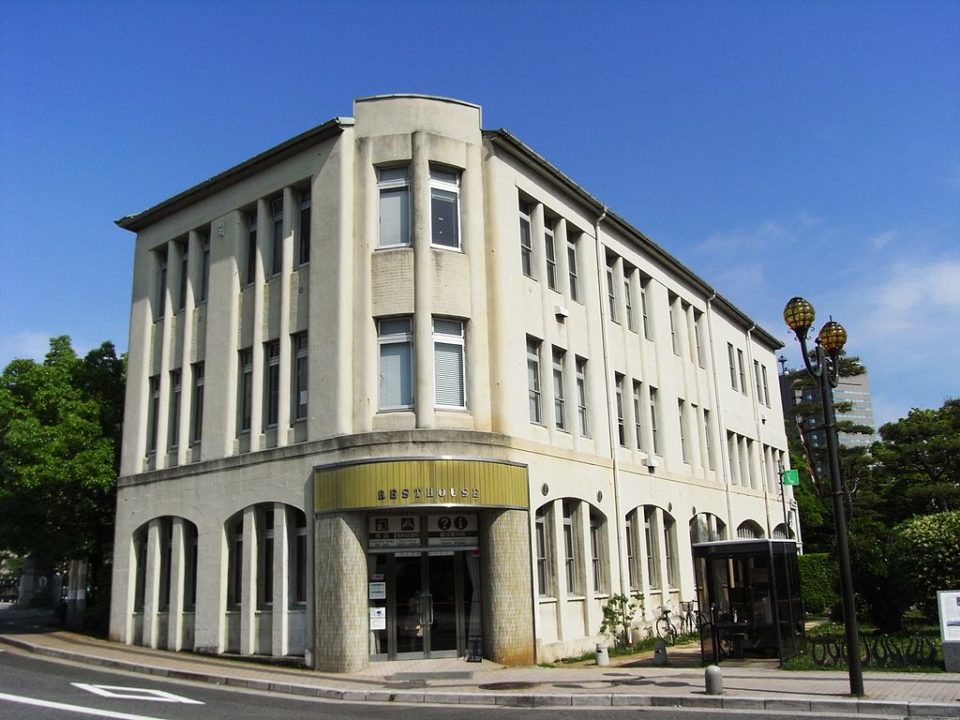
[
  {"xmin": 431, "ymin": 189, "xmax": 459, "ymax": 247},
  {"xmin": 435, "ymin": 342, "xmax": 464, "ymax": 407},
  {"xmin": 380, "ymin": 342, "xmax": 412, "ymax": 408},
  {"xmin": 379, "ymin": 188, "xmax": 410, "ymax": 247}
]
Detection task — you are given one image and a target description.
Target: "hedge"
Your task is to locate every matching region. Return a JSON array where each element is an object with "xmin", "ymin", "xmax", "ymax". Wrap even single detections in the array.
[{"xmin": 798, "ymin": 552, "xmax": 838, "ymax": 614}]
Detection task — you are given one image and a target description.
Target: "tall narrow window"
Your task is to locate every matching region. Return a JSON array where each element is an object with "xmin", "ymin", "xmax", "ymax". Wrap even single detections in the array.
[
  {"xmin": 430, "ymin": 166, "xmax": 460, "ymax": 249},
  {"xmin": 292, "ymin": 333, "xmax": 308, "ymax": 421},
  {"xmin": 238, "ymin": 349, "xmax": 253, "ymax": 432},
  {"xmin": 625, "ymin": 275, "xmax": 636, "ymax": 331},
  {"xmin": 737, "ymin": 349, "xmax": 747, "ymax": 395},
  {"xmin": 606, "ymin": 258, "xmax": 618, "ymax": 322},
  {"xmin": 754, "ymin": 360, "xmax": 764, "ymax": 400},
  {"xmin": 378, "ymin": 166, "xmax": 411, "ymax": 248},
  {"xmin": 177, "ymin": 241, "xmax": 188, "ymax": 311},
  {"xmin": 678, "ymin": 399, "xmax": 688, "ymax": 463},
  {"xmin": 245, "ymin": 211, "xmax": 257, "ymax": 285},
  {"xmin": 727, "ymin": 343, "xmax": 738, "ymax": 391},
  {"xmin": 527, "ymin": 337, "xmax": 542, "ymax": 424},
  {"xmin": 156, "ymin": 250, "xmax": 167, "ymax": 318},
  {"xmin": 378, "ymin": 318, "xmax": 413, "ymax": 410},
  {"xmin": 563, "ymin": 501, "xmax": 579, "ymax": 595},
  {"xmin": 640, "ymin": 277, "xmax": 652, "ymax": 340},
  {"xmin": 198, "ymin": 234, "xmax": 210, "ymax": 303},
  {"xmin": 615, "ymin": 373, "xmax": 626, "ymax": 447},
  {"xmin": 544, "ymin": 222, "xmax": 557, "ymax": 290},
  {"xmin": 270, "ymin": 196, "xmax": 283, "ymax": 276},
  {"xmin": 227, "ymin": 515, "xmax": 243, "ymax": 608},
  {"xmin": 703, "ymin": 409, "xmax": 714, "ymax": 470},
  {"xmin": 633, "ymin": 381, "xmax": 643, "ymax": 449},
  {"xmin": 567, "ymin": 235, "xmax": 580, "ymax": 301},
  {"xmin": 625, "ymin": 514, "xmax": 638, "ymax": 591},
  {"xmin": 644, "ymin": 507, "xmax": 660, "ymax": 590},
  {"xmin": 663, "ymin": 516, "xmax": 677, "ymax": 587},
  {"xmin": 519, "ymin": 201, "xmax": 533, "ymax": 278},
  {"xmin": 291, "ymin": 510, "xmax": 307, "ymax": 605},
  {"xmin": 168, "ymin": 369, "xmax": 181, "ymax": 450},
  {"xmin": 147, "ymin": 376, "xmax": 160, "ymax": 453},
  {"xmin": 190, "ymin": 363, "xmax": 204, "ymax": 444},
  {"xmin": 298, "ymin": 189, "xmax": 311, "ymax": 265},
  {"xmin": 649, "ymin": 387, "xmax": 660, "ymax": 455},
  {"xmin": 264, "ymin": 341, "xmax": 280, "ymax": 428},
  {"xmin": 669, "ymin": 296, "xmax": 680, "ymax": 355},
  {"xmin": 693, "ymin": 312, "xmax": 704, "ymax": 367},
  {"xmin": 258, "ymin": 507, "xmax": 274, "ymax": 609},
  {"xmin": 761, "ymin": 365, "xmax": 771, "ymax": 407},
  {"xmin": 434, "ymin": 317, "xmax": 465, "ymax": 408},
  {"xmin": 535, "ymin": 507, "xmax": 552, "ymax": 596},
  {"xmin": 576, "ymin": 356, "xmax": 588, "ymax": 436},
  {"xmin": 184, "ymin": 523, "xmax": 198, "ymax": 609},
  {"xmin": 590, "ymin": 511, "xmax": 606, "ymax": 593},
  {"xmin": 552, "ymin": 348, "xmax": 566, "ymax": 430}
]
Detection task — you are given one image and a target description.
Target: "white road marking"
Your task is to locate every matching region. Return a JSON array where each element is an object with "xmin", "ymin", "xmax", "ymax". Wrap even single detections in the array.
[
  {"xmin": 72, "ymin": 683, "xmax": 203, "ymax": 704},
  {"xmin": 0, "ymin": 690, "xmax": 168, "ymax": 719}
]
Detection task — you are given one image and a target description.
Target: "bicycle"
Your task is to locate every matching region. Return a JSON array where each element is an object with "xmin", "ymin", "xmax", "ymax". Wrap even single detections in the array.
[
  {"xmin": 678, "ymin": 600, "xmax": 708, "ymax": 635},
  {"xmin": 654, "ymin": 604, "xmax": 679, "ymax": 645}
]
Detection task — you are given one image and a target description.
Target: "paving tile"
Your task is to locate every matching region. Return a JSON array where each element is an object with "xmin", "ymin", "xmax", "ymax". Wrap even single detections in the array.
[
  {"xmin": 532, "ymin": 695, "xmax": 572, "ymax": 706},
  {"xmin": 722, "ymin": 696, "xmax": 765, "ymax": 710},
  {"xmin": 611, "ymin": 694, "xmax": 652, "ymax": 706},
  {"xmin": 680, "ymin": 695, "xmax": 723, "ymax": 708},
  {"xmin": 908, "ymin": 703, "xmax": 960, "ymax": 717},
  {"xmin": 571, "ymin": 695, "xmax": 612, "ymax": 706},
  {"xmin": 765, "ymin": 698, "xmax": 812, "ymax": 711},
  {"xmin": 495, "ymin": 694, "xmax": 535, "ymax": 707}
]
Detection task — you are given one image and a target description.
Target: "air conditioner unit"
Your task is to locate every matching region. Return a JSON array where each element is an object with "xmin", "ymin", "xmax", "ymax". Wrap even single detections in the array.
[{"xmin": 645, "ymin": 456, "xmax": 660, "ymax": 469}]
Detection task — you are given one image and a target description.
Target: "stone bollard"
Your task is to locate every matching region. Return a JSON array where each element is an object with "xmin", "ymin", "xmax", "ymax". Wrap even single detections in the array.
[
  {"xmin": 705, "ymin": 664, "xmax": 723, "ymax": 695},
  {"xmin": 596, "ymin": 643, "xmax": 610, "ymax": 666},
  {"xmin": 653, "ymin": 640, "xmax": 668, "ymax": 666}
]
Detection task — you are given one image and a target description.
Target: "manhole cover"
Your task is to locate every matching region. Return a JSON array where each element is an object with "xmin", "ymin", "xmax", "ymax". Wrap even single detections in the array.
[{"xmin": 478, "ymin": 681, "xmax": 539, "ymax": 691}]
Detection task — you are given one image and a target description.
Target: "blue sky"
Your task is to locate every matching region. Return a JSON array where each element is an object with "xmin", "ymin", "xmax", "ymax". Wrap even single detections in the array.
[{"xmin": 1, "ymin": 0, "xmax": 957, "ymax": 427}]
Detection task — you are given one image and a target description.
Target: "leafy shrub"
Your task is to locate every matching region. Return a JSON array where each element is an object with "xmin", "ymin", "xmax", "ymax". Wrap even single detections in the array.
[
  {"xmin": 798, "ymin": 553, "xmax": 838, "ymax": 614},
  {"xmin": 895, "ymin": 511, "xmax": 960, "ymax": 618}
]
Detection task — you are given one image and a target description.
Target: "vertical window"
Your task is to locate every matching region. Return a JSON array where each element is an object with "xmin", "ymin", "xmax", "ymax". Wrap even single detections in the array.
[
  {"xmin": 298, "ymin": 188, "xmax": 311, "ymax": 265},
  {"xmin": 190, "ymin": 363, "xmax": 204, "ymax": 444},
  {"xmin": 553, "ymin": 348, "xmax": 566, "ymax": 430},
  {"xmin": 633, "ymin": 381, "xmax": 643, "ymax": 449},
  {"xmin": 378, "ymin": 318, "xmax": 413, "ymax": 409},
  {"xmin": 644, "ymin": 507, "xmax": 660, "ymax": 590},
  {"xmin": 519, "ymin": 201, "xmax": 533, "ymax": 277},
  {"xmin": 147, "ymin": 376, "xmax": 160, "ymax": 453},
  {"xmin": 158, "ymin": 519, "xmax": 172, "ymax": 610},
  {"xmin": 590, "ymin": 511, "xmax": 606, "ymax": 593},
  {"xmin": 649, "ymin": 387, "xmax": 660, "ymax": 455},
  {"xmin": 184, "ymin": 523, "xmax": 198, "ymax": 610},
  {"xmin": 625, "ymin": 514, "xmax": 638, "ymax": 591},
  {"xmin": 567, "ymin": 235, "xmax": 579, "ymax": 301},
  {"xmin": 430, "ymin": 166, "xmax": 460, "ymax": 249},
  {"xmin": 291, "ymin": 510, "xmax": 307, "ymax": 605},
  {"xmin": 238, "ymin": 349, "xmax": 253, "ymax": 432},
  {"xmin": 615, "ymin": 373, "xmax": 626, "ymax": 447},
  {"xmin": 198, "ymin": 234, "xmax": 210, "ymax": 303},
  {"xmin": 245, "ymin": 211, "xmax": 257, "ymax": 285},
  {"xmin": 293, "ymin": 333, "xmax": 308, "ymax": 421},
  {"xmin": 544, "ymin": 222, "xmax": 558, "ymax": 290},
  {"xmin": 378, "ymin": 166, "xmax": 411, "ymax": 248},
  {"xmin": 270, "ymin": 196, "xmax": 283, "ymax": 276},
  {"xmin": 754, "ymin": 360, "xmax": 763, "ymax": 400},
  {"xmin": 264, "ymin": 340, "xmax": 280, "ymax": 428},
  {"xmin": 663, "ymin": 516, "xmax": 677, "ymax": 587},
  {"xmin": 727, "ymin": 343, "xmax": 738, "ymax": 390},
  {"xmin": 434, "ymin": 317, "xmax": 465, "ymax": 408},
  {"xmin": 625, "ymin": 274, "xmax": 636, "ymax": 331},
  {"xmin": 678, "ymin": 399, "xmax": 688, "ymax": 463},
  {"xmin": 703, "ymin": 409, "xmax": 714, "ymax": 470},
  {"xmin": 258, "ymin": 507, "xmax": 274, "ymax": 609},
  {"xmin": 640, "ymin": 277, "xmax": 652, "ymax": 340},
  {"xmin": 737, "ymin": 349, "xmax": 747, "ymax": 395},
  {"xmin": 693, "ymin": 312, "xmax": 704, "ymax": 367},
  {"xmin": 133, "ymin": 527, "xmax": 147, "ymax": 611},
  {"xmin": 535, "ymin": 507, "xmax": 553, "ymax": 596},
  {"xmin": 606, "ymin": 258, "xmax": 618, "ymax": 322},
  {"xmin": 669, "ymin": 296, "xmax": 680, "ymax": 355},
  {"xmin": 761, "ymin": 365, "xmax": 771, "ymax": 407},
  {"xmin": 177, "ymin": 241, "xmax": 188, "ymax": 311},
  {"xmin": 168, "ymin": 370, "xmax": 181, "ymax": 450},
  {"xmin": 576, "ymin": 356, "xmax": 588, "ymax": 437},
  {"xmin": 563, "ymin": 501, "xmax": 579, "ymax": 595},
  {"xmin": 227, "ymin": 515, "xmax": 243, "ymax": 608},
  {"xmin": 527, "ymin": 337, "xmax": 542, "ymax": 424},
  {"xmin": 156, "ymin": 249, "xmax": 167, "ymax": 317}
]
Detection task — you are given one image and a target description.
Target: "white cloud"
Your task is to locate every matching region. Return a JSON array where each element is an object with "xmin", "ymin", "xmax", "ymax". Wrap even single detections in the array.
[
  {"xmin": 0, "ymin": 331, "xmax": 52, "ymax": 368},
  {"xmin": 867, "ymin": 229, "xmax": 896, "ymax": 250}
]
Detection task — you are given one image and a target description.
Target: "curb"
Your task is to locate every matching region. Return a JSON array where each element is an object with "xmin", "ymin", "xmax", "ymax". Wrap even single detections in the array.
[{"xmin": 2, "ymin": 635, "xmax": 958, "ymax": 716}]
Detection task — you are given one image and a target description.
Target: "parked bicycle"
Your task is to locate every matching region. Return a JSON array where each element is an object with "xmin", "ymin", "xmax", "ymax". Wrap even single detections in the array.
[
  {"xmin": 678, "ymin": 600, "xmax": 707, "ymax": 635},
  {"xmin": 654, "ymin": 604, "xmax": 679, "ymax": 645}
]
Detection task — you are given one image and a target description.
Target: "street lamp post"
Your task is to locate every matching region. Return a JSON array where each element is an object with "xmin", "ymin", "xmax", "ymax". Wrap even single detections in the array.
[{"xmin": 783, "ymin": 296, "xmax": 865, "ymax": 697}]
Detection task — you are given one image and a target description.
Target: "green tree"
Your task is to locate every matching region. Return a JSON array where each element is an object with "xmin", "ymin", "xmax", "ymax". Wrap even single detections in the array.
[
  {"xmin": 0, "ymin": 337, "xmax": 123, "ymax": 601},
  {"xmin": 893, "ymin": 510, "xmax": 960, "ymax": 618},
  {"xmin": 870, "ymin": 399, "xmax": 960, "ymax": 523}
]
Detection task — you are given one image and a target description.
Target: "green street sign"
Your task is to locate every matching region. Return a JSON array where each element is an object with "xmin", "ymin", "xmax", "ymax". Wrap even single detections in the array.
[{"xmin": 782, "ymin": 469, "xmax": 800, "ymax": 486}]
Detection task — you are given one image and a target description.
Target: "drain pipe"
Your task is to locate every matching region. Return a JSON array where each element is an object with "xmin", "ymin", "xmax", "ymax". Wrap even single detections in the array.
[{"xmin": 592, "ymin": 208, "xmax": 628, "ymax": 597}]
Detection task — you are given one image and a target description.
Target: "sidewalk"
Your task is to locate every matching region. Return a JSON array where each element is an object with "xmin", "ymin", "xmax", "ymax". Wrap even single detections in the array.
[{"xmin": 1, "ymin": 621, "xmax": 957, "ymax": 716}]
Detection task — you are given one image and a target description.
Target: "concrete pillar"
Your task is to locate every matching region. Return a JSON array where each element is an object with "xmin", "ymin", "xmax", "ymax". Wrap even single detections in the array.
[
  {"xmin": 272, "ymin": 504, "xmax": 290, "ymax": 657},
  {"xmin": 142, "ymin": 519, "xmax": 162, "ymax": 648},
  {"xmin": 240, "ymin": 506, "xmax": 257, "ymax": 656},
  {"xmin": 481, "ymin": 509, "xmax": 534, "ymax": 665},
  {"xmin": 193, "ymin": 522, "xmax": 226, "ymax": 655},
  {"xmin": 277, "ymin": 188, "xmax": 294, "ymax": 447},
  {"xmin": 412, "ymin": 132, "xmax": 435, "ymax": 429},
  {"xmin": 167, "ymin": 518, "xmax": 185, "ymax": 651},
  {"xmin": 314, "ymin": 512, "xmax": 367, "ymax": 672}
]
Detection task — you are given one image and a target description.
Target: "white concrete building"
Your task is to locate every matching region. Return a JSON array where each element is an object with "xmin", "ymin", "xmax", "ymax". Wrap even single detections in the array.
[{"xmin": 110, "ymin": 95, "xmax": 796, "ymax": 672}]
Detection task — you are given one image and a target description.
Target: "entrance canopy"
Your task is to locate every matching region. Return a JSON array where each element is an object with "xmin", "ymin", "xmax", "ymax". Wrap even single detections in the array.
[{"xmin": 693, "ymin": 539, "xmax": 803, "ymax": 664}]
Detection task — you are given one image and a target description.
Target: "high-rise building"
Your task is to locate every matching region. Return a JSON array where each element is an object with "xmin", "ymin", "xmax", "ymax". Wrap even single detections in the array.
[
  {"xmin": 110, "ymin": 95, "xmax": 795, "ymax": 672},
  {"xmin": 779, "ymin": 368, "xmax": 878, "ymax": 450}
]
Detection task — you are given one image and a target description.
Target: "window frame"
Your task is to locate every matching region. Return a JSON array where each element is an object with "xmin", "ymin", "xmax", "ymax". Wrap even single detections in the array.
[
  {"xmin": 298, "ymin": 188, "xmax": 311, "ymax": 266},
  {"xmin": 544, "ymin": 221, "xmax": 558, "ymax": 290},
  {"xmin": 270, "ymin": 196, "xmax": 283, "ymax": 277},
  {"xmin": 293, "ymin": 333, "xmax": 308, "ymax": 421},
  {"xmin": 238, "ymin": 348, "xmax": 253, "ymax": 433},
  {"xmin": 576, "ymin": 356, "xmax": 588, "ymax": 437},
  {"xmin": 168, "ymin": 369, "xmax": 181, "ymax": 450},
  {"xmin": 429, "ymin": 165, "xmax": 461, "ymax": 250},
  {"xmin": 552, "ymin": 348, "xmax": 566, "ymax": 431},
  {"xmin": 567, "ymin": 235, "xmax": 580, "ymax": 302},
  {"xmin": 190, "ymin": 362, "xmax": 204, "ymax": 445},
  {"xmin": 527, "ymin": 337, "xmax": 543, "ymax": 424},
  {"xmin": 378, "ymin": 165, "xmax": 411, "ymax": 249},
  {"xmin": 264, "ymin": 340, "xmax": 280, "ymax": 428},
  {"xmin": 378, "ymin": 317, "xmax": 414, "ymax": 410},
  {"xmin": 245, "ymin": 211, "xmax": 257, "ymax": 286},
  {"xmin": 519, "ymin": 201, "xmax": 534, "ymax": 278},
  {"xmin": 433, "ymin": 317, "xmax": 466, "ymax": 409}
]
